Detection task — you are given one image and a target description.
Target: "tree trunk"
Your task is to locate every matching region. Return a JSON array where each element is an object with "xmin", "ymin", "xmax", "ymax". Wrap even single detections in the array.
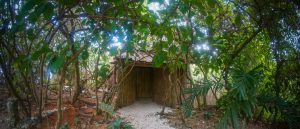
[
  {"xmin": 0, "ymin": 56, "xmax": 30, "ymax": 116},
  {"xmin": 38, "ymin": 55, "xmax": 45, "ymax": 121},
  {"xmin": 71, "ymin": 45, "xmax": 81, "ymax": 104},
  {"xmin": 95, "ymin": 54, "xmax": 100, "ymax": 114},
  {"xmin": 7, "ymin": 97, "xmax": 19, "ymax": 128},
  {"xmin": 202, "ymin": 96, "xmax": 207, "ymax": 106},
  {"xmin": 44, "ymin": 76, "xmax": 51, "ymax": 107},
  {"xmin": 202, "ymin": 71, "xmax": 208, "ymax": 108},
  {"xmin": 55, "ymin": 69, "xmax": 66, "ymax": 129}
]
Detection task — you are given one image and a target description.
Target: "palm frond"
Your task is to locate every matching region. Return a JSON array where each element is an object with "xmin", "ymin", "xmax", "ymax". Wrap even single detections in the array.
[
  {"xmin": 182, "ymin": 80, "xmax": 211, "ymax": 117},
  {"xmin": 217, "ymin": 65, "xmax": 264, "ymax": 129}
]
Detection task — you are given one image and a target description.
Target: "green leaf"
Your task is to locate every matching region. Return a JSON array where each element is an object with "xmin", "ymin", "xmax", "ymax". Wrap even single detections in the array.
[
  {"xmin": 162, "ymin": 41, "xmax": 168, "ymax": 48},
  {"xmin": 108, "ymin": 117, "xmax": 122, "ymax": 129},
  {"xmin": 143, "ymin": 0, "xmax": 148, "ymax": 6},
  {"xmin": 27, "ymin": 29, "xmax": 35, "ymax": 41},
  {"xmin": 22, "ymin": 0, "xmax": 38, "ymax": 12},
  {"xmin": 207, "ymin": 0, "xmax": 216, "ymax": 7},
  {"xmin": 127, "ymin": 41, "xmax": 134, "ymax": 53},
  {"xmin": 196, "ymin": 29, "xmax": 205, "ymax": 38},
  {"xmin": 99, "ymin": 102, "xmax": 115, "ymax": 117},
  {"xmin": 28, "ymin": 3, "xmax": 45, "ymax": 23},
  {"xmin": 169, "ymin": 45, "xmax": 178, "ymax": 54},
  {"xmin": 230, "ymin": 107, "xmax": 239, "ymax": 129},
  {"xmin": 216, "ymin": 112, "xmax": 229, "ymax": 129},
  {"xmin": 32, "ymin": 44, "xmax": 52, "ymax": 60},
  {"xmin": 43, "ymin": 2, "xmax": 55, "ymax": 21},
  {"xmin": 58, "ymin": 0, "xmax": 77, "ymax": 7},
  {"xmin": 99, "ymin": 64, "xmax": 109, "ymax": 78},
  {"xmin": 13, "ymin": 54, "xmax": 26, "ymax": 67},
  {"xmin": 49, "ymin": 55, "xmax": 65, "ymax": 72},
  {"xmin": 81, "ymin": 50, "xmax": 89, "ymax": 60},
  {"xmin": 125, "ymin": 53, "xmax": 129, "ymax": 64},
  {"xmin": 59, "ymin": 122, "xmax": 69, "ymax": 129},
  {"xmin": 166, "ymin": 30, "xmax": 174, "ymax": 41},
  {"xmin": 109, "ymin": 46, "xmax": 118, "ymax": 56},
  {"xmin": 205, "ymin": 15, "xmax": 213, "ymax": 25},
  {"xmin": 181, "ymin": 80, "xmax": 212, "ymax": 117},
  {"xmin": 83, "ymin": 4, "xmax": 94, "ymax": 15},
  {"xmin": 16, "ymin": 0, "xmax": 39, "ymax": 24},
  {"xmin": 195, "ymin": 1, "xmax": 205, "ymax": 13},
  {"xmin": 235, "ymin": 13, "xmax": 242, "ymax": 26},
  {"xmin": 153, "ymin": 51, "xmax": 167, "ymax": 67},
  {"xmin": 181, "ymin": 44, "xmax": 188, "ymax": 55}
]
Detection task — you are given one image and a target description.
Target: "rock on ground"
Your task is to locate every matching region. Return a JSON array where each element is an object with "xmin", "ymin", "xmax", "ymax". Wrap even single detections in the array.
[{"xmin": 117, "ymin": 100, "xmax": 175, "ymax": 129}]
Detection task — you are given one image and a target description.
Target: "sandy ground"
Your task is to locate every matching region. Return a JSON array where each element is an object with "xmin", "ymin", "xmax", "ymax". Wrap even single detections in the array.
[{"xmin": 117, "ymin": 100, "xmax": 175, "ymax": 129}]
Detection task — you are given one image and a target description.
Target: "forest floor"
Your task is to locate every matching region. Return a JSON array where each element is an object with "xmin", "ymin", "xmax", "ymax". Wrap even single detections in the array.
[
  {"xmin": 164, "ymin": 106, "xmax": 270, "ymax": 129},
  {"xmin": 117, "ymin": 100, "xmax": 174, "ymax": 129},
  {"xmin": 0, "ymin": 89, "xmax": 270, "ymax": 129},
  {"xmin": 36, "ymin": 92, "xmax": 108, "ymax": 129},
  {"xmin": 0, "ymin": 89, "xmax": 110, "ymax": 129}
]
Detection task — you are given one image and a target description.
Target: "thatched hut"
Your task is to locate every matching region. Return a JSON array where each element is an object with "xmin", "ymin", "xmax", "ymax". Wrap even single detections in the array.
[{"xmin": 107, "ymin": 51, "xmax": 187, "ymax": 108}]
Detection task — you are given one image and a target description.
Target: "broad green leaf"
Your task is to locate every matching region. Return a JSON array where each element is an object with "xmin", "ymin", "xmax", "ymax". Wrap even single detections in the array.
[
  {"xmin": 235, "ymin": 13, "xmax": 242, "ymax": 26},
  {"xmin": 153, "ymin": 51, "xmax": 167, "ymax": 67},
  {"xmin": 127, "ymin": 41, "xmax": 134, "ymax": 53},
  {"xmin": 195, "ymin": 1, "xmax": 205, "ymax": 13},
  {"xmin": 205, "ymin": 15, "xmax": 213, "ymax": 25},
  {"xmin": 81, "ymin": 50, "xmax": 89, "ymax": 60},
  {"xmin": 230, "ymin": 107, "xmax": 239, "ymax": 129},
  {"xmin": 207, "ymin": 0, "xmax": 216, "ymax": 7},
  {"xmin": 109, "ymin": 46, "xmax": 118, "ymax": 56},
  {"xmin": 58, "ymin": 0, "xmax": 77, "ymax": 7},
  {"xmin": 49, "ymin": 55, "xmax": 65, "ymax": 72},
  {"xmin": 169, "ymin": 45, "xmax": 178, "ymax": 54},
  {"xmin": 28, "ymin": 3, "xmax": 45, "ymax": 23},
  {"xmin": 99, "ymin": 64, "xmax": 110, "ymax": 78},
  {"xmin": 43, "ymin": 2, "xmax": 55, "ymax": 21},
  {"xmin": 13, "ymin": 54, "xmax": 26, "ymax": 70},
  {"xmin": 166, "ymin": 30, "xmax": 173, "ymax": 41},
  {"xmin": 181, "ymin": 44, "xmax": 188, "ymax": 55},
  {"xmin": 32, "ymin": 44, "xmax": 52, "ymax": 60},
  {"xmin": 125, "ymin": 53, "xmax": 129, "ymax": 64},
  {"xmin": 16, "ymin": 0, "xmax": 39, "ymax": 25},
  {"xmin": 27, "ymin": 29, "xmax": 35, "ymax": 41},
  {"xmin": 83, "ymin": 4, "xmax": 94, "ymax": 15}
]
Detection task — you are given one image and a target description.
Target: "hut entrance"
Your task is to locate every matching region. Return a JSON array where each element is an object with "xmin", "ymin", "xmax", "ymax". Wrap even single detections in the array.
[
  {"xmin": 112, "ymin": 51, "xmax": 184, "ymax": 108},
  {"xmin": 115, "ymin": 66, "xmax": 179, "ymax": 108},
  {"xmin": 116, "ymin": 66, "xmax": 173, "ymax": 108},
  {"xmin": 135, "ymin": 67, "xmax": 152, "ymax": 99}
]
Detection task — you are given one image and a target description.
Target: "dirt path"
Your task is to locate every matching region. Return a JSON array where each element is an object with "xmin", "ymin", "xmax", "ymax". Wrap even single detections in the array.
[{"xmin": 117, "ymin": 100, "xmax": 175, "ymax": 129}]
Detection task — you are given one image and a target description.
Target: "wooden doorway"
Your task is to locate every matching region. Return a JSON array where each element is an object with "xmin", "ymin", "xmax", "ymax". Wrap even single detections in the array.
[{"xmin": 135, "ymin": 67, "xmax": 152, "ymax": 99}]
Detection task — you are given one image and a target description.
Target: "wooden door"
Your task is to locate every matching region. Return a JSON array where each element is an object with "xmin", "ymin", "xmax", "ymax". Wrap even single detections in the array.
[{"xmin": 136, "ymin": 67, "xmax": 152, "ymax": 98}]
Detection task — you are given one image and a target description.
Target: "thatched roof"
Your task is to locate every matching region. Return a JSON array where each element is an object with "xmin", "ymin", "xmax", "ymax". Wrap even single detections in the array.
[
  {"xmin": 120, "ymin": 51, "xmax": 153, "ymax": 62},
  {"xmin": 110, "ymin": 51, "xmax": 154, "ymax": 67},
  {"xmin": 110, "ymin": 51, "xmax": 153, "ymax": 62}
]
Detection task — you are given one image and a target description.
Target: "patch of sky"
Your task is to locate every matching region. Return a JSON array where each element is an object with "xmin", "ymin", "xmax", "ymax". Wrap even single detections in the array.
[
  {"xmin": 194, "ymin": 41, "xmax": 218, "ymax": 56},
  {"xmin": 196, "ymin": 43, "xmax": 210, "ymax": 51},
  {"xmin": 147, "ymin": 0, "xmax": 169, "ymax": 19},
  {"xmin": 171, "ymin": 19, "xmax": 187, "ymax": 26},
  {"xmin": 74, "ymin": 31, "xmax": 86, "ymax": 41},
  {"xmin": 47, "ymin": 68, "xmax": 53, "ymax": 79},
  {"xmin": 109, "ymin": 36, "xmax": 123, "ymax": 49}
]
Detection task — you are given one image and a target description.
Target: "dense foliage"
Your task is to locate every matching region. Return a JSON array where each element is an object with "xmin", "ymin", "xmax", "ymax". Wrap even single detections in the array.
[{"xmin": 0, "ymin": 0, "xmax": 299, "ymax": 128}]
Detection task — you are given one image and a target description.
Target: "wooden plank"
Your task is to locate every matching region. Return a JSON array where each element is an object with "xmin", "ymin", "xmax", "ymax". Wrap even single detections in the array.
[
  {"xmin": 136, "ymin": 67, "xmax": 152, "ymax": 98},
  {"xmin": 116, "ymin": 65, "xmax": 184, "ymax": 108}
]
